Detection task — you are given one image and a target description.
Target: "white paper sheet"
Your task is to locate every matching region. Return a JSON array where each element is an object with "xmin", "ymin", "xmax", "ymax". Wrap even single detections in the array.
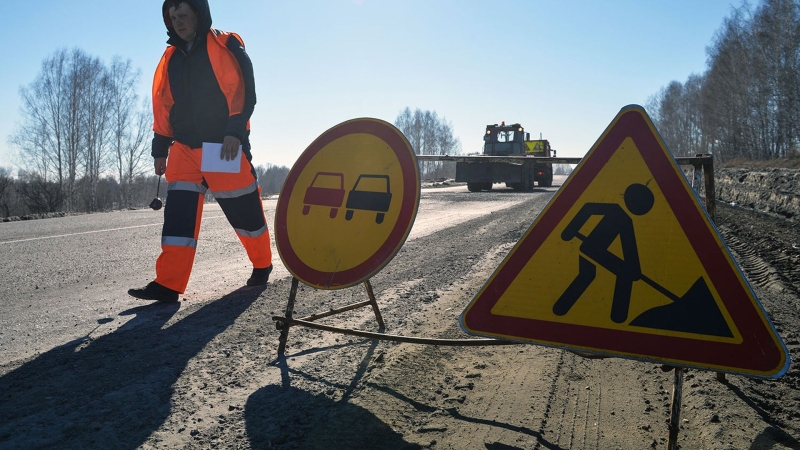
[{"xmin": 201, "ymin": 142, "xmax": 242, "ymax": 173}]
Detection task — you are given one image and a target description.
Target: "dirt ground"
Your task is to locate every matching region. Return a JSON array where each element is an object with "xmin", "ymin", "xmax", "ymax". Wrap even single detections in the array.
[{"xmin": 1, "ymin": 168, "xmax": 799, "ymax": 449}]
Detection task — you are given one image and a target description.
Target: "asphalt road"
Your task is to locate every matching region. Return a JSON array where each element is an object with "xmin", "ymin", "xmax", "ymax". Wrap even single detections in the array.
[
  {"xmin": 0, "ymin": 179, "xmax": 563, "ymax": 365},
  {"xmin": 0, "ymin": 203, "xmax": 248, "ymax": 364}
]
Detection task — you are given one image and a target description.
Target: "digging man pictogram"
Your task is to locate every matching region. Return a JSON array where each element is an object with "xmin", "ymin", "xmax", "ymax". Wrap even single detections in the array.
[
  {"xmin": 553, "ymin": 183, "xmax": 655, "ymax": 323},
  {"xmin": 552, "ymin": 182, "xmax": 733, "ymax": 337}
]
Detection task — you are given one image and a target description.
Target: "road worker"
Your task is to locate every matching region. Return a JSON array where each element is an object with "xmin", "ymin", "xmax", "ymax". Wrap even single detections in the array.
[{"xmin": 129, "ymin": 0, "xmax": 272, "ymax": 302}]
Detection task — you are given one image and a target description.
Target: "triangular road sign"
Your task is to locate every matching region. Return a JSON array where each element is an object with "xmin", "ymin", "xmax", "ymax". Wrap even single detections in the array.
[{"xmin": 460, "ymin": 105, "xmax": 789, "ymax": 378}]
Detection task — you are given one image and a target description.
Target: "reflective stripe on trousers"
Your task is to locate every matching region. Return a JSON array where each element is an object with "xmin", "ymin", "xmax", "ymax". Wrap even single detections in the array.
[{"xmin": 155, "ymin": 142, "xmax": 273, "ymax": 293}]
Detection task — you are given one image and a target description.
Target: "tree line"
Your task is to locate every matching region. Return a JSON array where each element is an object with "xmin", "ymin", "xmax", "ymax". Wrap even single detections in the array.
[
  {"xmin": 648, "ymin": 0, "xmax": 800, "ymax": 162},
  {"xmin": 395, "ymin": 107, "xmax": 462, "ymax": 179},
  {"xmin": 2, "ymin": 48, "xmax": 288, "ymax": 219},
  {"xmin": 4, "ymin": 51, "xmax": 484, "ymax": 220}
]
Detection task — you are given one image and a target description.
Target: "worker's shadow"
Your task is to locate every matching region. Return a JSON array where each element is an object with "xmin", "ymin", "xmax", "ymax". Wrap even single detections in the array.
[{"xmin": 0, "ymin": 286, "xmax": 265, "ymax": 450}]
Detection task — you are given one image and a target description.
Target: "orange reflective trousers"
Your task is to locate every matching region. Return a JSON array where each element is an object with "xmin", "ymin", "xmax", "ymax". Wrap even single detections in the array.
[{"xmin": 154, "ymin": 141, "xmax": 272, "ymax": 293}]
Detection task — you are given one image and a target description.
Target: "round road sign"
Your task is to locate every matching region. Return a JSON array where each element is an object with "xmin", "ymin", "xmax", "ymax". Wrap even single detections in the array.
[{"xmin": 275, "ymin": 118, "xmax": 420, "ymax": 289}]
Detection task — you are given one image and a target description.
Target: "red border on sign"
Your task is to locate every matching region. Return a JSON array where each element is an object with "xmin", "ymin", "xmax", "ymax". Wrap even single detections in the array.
[
  {"xmin": 462, "ymin": 107, "xmax": 786, "ymax": 376},
  {"xmin": 275, "ymin": 118, "xmax": 419, "ymax": 289}
]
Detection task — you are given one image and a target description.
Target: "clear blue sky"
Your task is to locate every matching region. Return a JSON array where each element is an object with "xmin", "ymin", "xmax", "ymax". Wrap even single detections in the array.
[{"xmin": 0, "ymin": 0, "xmax": 740, "ymax": 173}]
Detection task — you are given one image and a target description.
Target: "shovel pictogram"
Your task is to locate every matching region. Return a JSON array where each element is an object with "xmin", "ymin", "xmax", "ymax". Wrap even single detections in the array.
[{"xmin": 553, "ymin": 183, "xmax": 733, "ymax": 338}]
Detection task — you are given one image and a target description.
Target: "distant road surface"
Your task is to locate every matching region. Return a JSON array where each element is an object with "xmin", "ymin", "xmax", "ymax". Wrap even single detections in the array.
[{"xmin": 0, "ymin": 178, "xmax": 565, "ymax": 364}]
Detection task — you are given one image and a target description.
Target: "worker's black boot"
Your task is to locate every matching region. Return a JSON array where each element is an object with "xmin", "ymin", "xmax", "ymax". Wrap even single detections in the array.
[
  {"xmin": 128, "ymin": 281, "xmax": 180, "ymax": 302},
  {"xmin": 246, "ymin": 265, "xmax": 273, "ymax": 286}
]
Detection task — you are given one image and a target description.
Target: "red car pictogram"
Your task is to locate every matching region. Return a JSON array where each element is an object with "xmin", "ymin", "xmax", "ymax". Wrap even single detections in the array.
[{"xmin": 302, "ymin": 172, "xmax": 345, "ymax": 218}]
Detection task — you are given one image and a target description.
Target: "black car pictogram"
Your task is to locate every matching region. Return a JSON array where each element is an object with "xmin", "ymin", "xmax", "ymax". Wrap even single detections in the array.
[{"xmin": 344, "ymin": 174, "xmax": 392, "ymax": 224}]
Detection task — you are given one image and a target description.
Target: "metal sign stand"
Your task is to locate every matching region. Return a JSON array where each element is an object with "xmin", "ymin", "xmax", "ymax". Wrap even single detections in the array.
[
  {"xmin": 272, "ymin": 278, "xmax": 525, "ymax": 356},
  {"xmin": 665, "ymin": 154, "xmax": 717, "ymax": 450},
  {"xmin": 667, "ymin": 367, "xmax": 685, "ymax": 450},
  {"xmin": 273, "ymin": 154, "xmax": 726, "ymax": 450},
  {"xmin": 275, "ymin": 277, "xmax": 386, "ymax": 356}
]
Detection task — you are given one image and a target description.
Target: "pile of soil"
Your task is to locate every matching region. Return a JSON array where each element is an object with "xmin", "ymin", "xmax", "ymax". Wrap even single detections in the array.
[{"xmin": 715, "ymin": 168, "xmax": 800, "ymax": 220}]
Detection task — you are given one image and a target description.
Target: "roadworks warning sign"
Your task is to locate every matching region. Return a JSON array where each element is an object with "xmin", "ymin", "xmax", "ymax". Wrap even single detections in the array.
[{"xmin": 460, "ymin": 105, "xmax": 789, "ymax": 378}]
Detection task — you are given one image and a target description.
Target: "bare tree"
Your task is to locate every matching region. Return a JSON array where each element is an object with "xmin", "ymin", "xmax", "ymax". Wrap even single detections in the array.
[
  {"xmin": 9, "ymin": 48, "xmax": 156, "ymax": 212},
  {"xmin": 395, "ymin": 107, "xmax": 462, "ymax": 179},
  {"xmin": 15, "ymin": 170, "xmax": 65, "ymax": 214},
  {"xmin": 62, "ymin": 49, "xmax": 92, "ymax": 209},
  {"xmin": 649, "ymin": 75, "xmax": 706, "ymax": 157},
  {"xmin": 11, "ymin": 50, "xmax": 70, "ymax": 188},
  {"xmin": 749, "ymin": 0, "xmax": 800, "ymax": 158},
  {"xmin": 0, "ymin": 167, "xmax": 13, "ymax": 217},
  {"xmin": 256, "ymin": 164, "xmax": 291, "ymax": 195},
  {"xmin": 651, "ymin": 0, "xmax": 800, "ymax": 163},
  {"xmin": 107, "ymin": 57, "xmax": 150, "ymax": 209},
  {"xmin": 81, "ymin": 55, "xmax": 113, "ymax": 211}
]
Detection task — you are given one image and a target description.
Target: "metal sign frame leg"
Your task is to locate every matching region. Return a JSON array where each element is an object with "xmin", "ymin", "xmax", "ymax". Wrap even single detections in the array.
[
  {"xmin": 363, "ymin": 280, "xmax": 386, "ymax": 331},
  {"xmin": 277, "ymin": 277, "xmax": 300, "ymax": 356},
  {"xmin": 276, "ymin": 278, "xmax": 386, "ymax": 356},
  {"xmin": 667, "ymin": 367, "xmax": 685, "ymax": 450}
]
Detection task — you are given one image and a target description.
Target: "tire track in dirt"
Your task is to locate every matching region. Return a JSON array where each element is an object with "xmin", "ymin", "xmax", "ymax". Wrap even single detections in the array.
[
  {"xmin": 706, "ymin": 202, "xmax": 800, "ymax": 445},
  {"xmin": 719, "ymin": 232, "xmax": 785, "ymax": 292}
]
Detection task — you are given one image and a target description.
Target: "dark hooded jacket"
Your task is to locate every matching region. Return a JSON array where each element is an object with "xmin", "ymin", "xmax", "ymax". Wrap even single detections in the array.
[{"xmin": 152, "ymin": 0, "xmax": 256, "ymax": 158}]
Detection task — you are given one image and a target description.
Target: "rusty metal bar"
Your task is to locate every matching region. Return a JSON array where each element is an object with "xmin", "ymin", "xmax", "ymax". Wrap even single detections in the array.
[
  {"xmin": 298, "ymin": 300, "xmax": 375, "ymax": 322},
  {"xmin": 703, "ymin": 157, "xmax": 716, "ymax": 222},
  {"xmin": 292, "ymin": 281, "xmax": 386, "ymax": 327},
  {"xmin": 278, "ymin": 278, "xmax": 387, "ymax": 355},
  {"xmin": 416, "ymin": 155, "xmax": 582, "ymax": 165},
  {"xmin": 689, "ymin": 155, "xmax": 727, "ymax": 384},
  {"xmin": 692, "ymin": 164, "xmax": 704, "ymax": 198},
  {"xmin": 676, "ymin": 155, "xmax": 713, "ymax": 166},
  {"xmin": 416, "ymin": 154, "xmax": 710, "ymax": 166},
  {"xmin": 277, "ymin": 315, "xmax": 612, "ymax": 359},
  {"xmin": 667, "ymin": 367, "xmax": 685, "ymax": 450},
  {"xmin": 276, "ymin": 277, "xmax": 300, "ymax": 356},
  {"xmin": 272, "ymin": 317, "xmax": 522, "ymax": 346},
  {"xmin": 364, "ymin": 280, "xmax": 386, "ymax": 330}
]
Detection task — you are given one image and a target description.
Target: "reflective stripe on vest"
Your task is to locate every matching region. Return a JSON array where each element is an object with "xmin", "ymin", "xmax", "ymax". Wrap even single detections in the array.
[{"xmin": 213, "ymin": 181, "xmax": 257, "ymax": 199}]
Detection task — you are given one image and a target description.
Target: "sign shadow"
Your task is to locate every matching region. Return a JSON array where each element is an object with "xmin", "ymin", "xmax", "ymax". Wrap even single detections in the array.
[{"xmin": 245, "ymin": 384, "xmax": 417, "ymax": 449}]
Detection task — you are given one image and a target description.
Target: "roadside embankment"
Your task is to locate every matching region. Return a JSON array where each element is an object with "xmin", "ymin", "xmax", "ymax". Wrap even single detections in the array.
[{"xmin": 715, "ymin": 167, "xmax": 800, "ymax": 220}]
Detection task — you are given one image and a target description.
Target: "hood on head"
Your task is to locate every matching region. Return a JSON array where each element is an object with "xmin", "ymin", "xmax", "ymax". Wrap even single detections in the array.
[{"xmin": 162, "ymin": 0, "xmax": 212, "ymax": 45}]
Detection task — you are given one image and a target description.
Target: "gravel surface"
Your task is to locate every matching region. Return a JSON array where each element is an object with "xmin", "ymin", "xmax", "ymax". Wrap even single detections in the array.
[{"xmin": 0, "ymin": 171, "xmax": 798, "ymax": 449}]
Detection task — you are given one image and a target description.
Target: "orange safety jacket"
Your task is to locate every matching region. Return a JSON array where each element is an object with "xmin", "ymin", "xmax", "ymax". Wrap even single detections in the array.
[{"xmin": 151, "ymin": 28, "xmax": 254, "ymax": 156}]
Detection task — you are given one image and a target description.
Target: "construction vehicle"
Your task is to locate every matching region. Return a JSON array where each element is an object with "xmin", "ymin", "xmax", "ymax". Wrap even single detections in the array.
[{"xmin": 455, "ymin": 122, "xmax": 555, "ymax": 191}]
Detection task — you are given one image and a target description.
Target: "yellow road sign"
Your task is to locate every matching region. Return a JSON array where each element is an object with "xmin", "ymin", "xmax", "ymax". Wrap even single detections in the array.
[
  {"xmin": 275, "ymin": 118, "xmax": 420, "ymax": 289},
  {"xmin": 461, "ymin": 105, "xmax": 789, "ymax": 378}
]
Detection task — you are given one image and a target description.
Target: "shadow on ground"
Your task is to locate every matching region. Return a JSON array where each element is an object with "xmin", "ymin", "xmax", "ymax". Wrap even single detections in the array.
[
  {"xmin": 245, "ymin": 339, "xmax": 421, "ymax": 449},
  {"xmin": 0, "ymin": 286, "xmax": 264, "ymax": 449},
  {"xmin": 245, "ymin": 384, "xmax": 420, "ymax": 449}
]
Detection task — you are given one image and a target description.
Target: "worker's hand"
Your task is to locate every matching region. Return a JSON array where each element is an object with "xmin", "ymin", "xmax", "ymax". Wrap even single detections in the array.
[
  {"xmin": 221, "ymin": 135, "xmax": 241, "ymax": 161},
  {"xmin": 154, "ymin": 157, "xmax": 167, "ymax": 176}
]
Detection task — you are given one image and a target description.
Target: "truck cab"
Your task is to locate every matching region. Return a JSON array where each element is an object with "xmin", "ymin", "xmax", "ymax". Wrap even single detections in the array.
[
  {"xmin": 454, "ymin": 122, "xmax": 554, "ymax": 191},
  {"xmin": 483, "ymin": 122, "xmax": 528, "ymax": 156}
]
